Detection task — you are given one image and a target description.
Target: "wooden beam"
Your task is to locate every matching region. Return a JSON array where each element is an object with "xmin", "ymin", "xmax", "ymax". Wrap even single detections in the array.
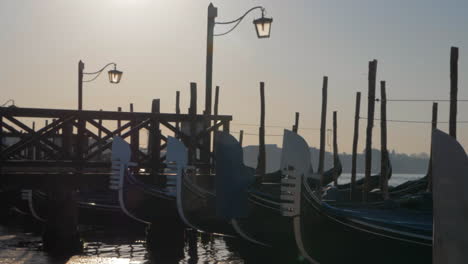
[
  {"xmin": 427, "ymin": 102, "xmax": 438, "ymax": 192},
  {"xmin": 333, "ymin": 111, "xmax": 339, "ymax": 186},
  {"xmin": 239, "ymin": 130, "xmax": 244, "ymax": 147},
  {"xmin": 363, "ymin": 60, "xmax": 377, "ymax": 202},
  {"xmin": 449, "ymin": 46, "xmax": 458, "ymax": 139},
  {"xmin": 256, "ymin": 82, "xmax": 266, "ymax": 178},
  {"xmin": 350, "ymin": 92, "xmax": 361, "ymax": 200},
  {"xmin": 318, "ymin": 76, "xmax": 328, "ymax": 177},
  {"xmin": 293, "ymin": 112, "xmax": 299, "ymax": 133},
  {"xmin": 175, "ymin": 91, "xmax": 180, "ymax": 133},
  {"xmin": 380, "ymin": 81, "xmax": 389, "ymax": 200}
]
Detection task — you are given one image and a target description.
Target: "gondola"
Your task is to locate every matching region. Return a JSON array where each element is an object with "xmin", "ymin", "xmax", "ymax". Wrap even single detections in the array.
[{"xmin": 280, "ymin": 130, "xmax": 432, "ymax": 264}]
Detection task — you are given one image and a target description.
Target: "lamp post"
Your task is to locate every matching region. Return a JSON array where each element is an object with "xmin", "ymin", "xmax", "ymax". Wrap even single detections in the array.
[
  {"xmin": 205, "ymin": 3, "xmax": 273, "ymax": 115},
  {"xmin": 202, "ymin": 3, "xmax": 273, "ymax": 164},
  {"xmin": 78, "ymin": 60, "xmax": 123, "ymax": 110}
]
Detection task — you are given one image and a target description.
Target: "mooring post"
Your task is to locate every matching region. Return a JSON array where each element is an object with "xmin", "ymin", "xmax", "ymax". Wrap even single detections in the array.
[
  {"xmin": 256, "ymin": 82, "xmax": 266, "ymax": 179},
  {"xmin": 117, "ymin": 107, "xmax": 122, "ymax": 136},
  {"xmin": 363, "ymin": 60, "xmax": 377, "ymax": 202},
  {"xmin": 380, "ymin": 81, "xmax": 389, "ymax": 200},
  {"xmin": 98, "ymin": 109, "xmax": 103, "ymax": 160},
  {"xmin": 175, "ymin": 91, "xmax": 181, "ymax": 136},
  {"xmin": 350, "ymin": 92, "xmax": 361, "ymax": 200},
  {"xmin": 130, "ymin": 103, "xmax": 139, "ymax": 162},
  {"xmin": 292, "ymin": 112, "xmax": 300, "ymax": 133},
  {"xmin": 449, "ymin": 46, "xmax": 458, "ymax": 139},
  {"xmin": 188, "ymin": 83, "xmax": 197, "ymax": 164},
  {"xmin": 332, "ymin": 111, "xmax": 339, "ymax": 186},
  {"xmin": 427, "ymin": 102, "xmax": 438, "ymax": 192},
  {"xmin": 318, "ymin": 76, "xmax": 328, "ymax": 190},
  {"xmin": 212, "ymin": 86, "xmax": 220, "ymax": 153},
  {"xmin": 43, "ymin": 120, "xmax": 82, "ymax": 254},
  {"xmin": 149, "ymin": 99, "xmax": 162, "ymax": 185},
  {"xmin": 239, "ymin": 130, "xmax": 244, "ymax": 147}
]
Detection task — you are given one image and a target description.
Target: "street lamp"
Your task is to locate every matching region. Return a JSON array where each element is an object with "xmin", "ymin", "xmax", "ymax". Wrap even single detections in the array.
[
  {"xmin": 204, "ymin": 3, "xmax": 273, "ymax": 115},
  {"xmin": 200, "ymin": 4, "xmax": 272, "ymax": 165},
  {"xmin": 78, "ymin": 60, "xmax": 123, "ymax": 110}
]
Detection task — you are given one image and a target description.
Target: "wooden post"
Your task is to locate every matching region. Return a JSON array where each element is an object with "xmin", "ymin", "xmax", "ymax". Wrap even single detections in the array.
[
  {"xmin": 318, "ymin": 76, "xmax": 328, "ymax": 178},
  {"xmin": 43, "ymin": 120, "xmax": 81, "ymax": 254},
  {"xmin": 175, "ymin": 91, "xmax": 180, "ymax": 134},
  {"xmin": 256, "ymin": 82, "xmax": 266, "ymax": 178},
  {"xmin": 427, "ymin": 102, "xmax": 438, "ymax": 192},
  {"xmin": 449, "ymin": 46, "xmax": 458, "ymax": 139},
  {"xmin": 332, "ymin": 111, "xmax": 339, "ymax": 186},
  {"xmin": 350, "ymin": 92, "xmax": 361, "ymax": 200},
  {"xmin": 98, "ymin": 109, "xmax": 103, "ymax": 160},
  {"xmin": 117, "ymin": 107, "xmax": 122, "ymax": 136},
  {"xmin": 363, "ymin": 60, "xmax": 377, "ymax": 202},
  {"xmin": 149, "ymin": 99, "xmax": 162, "ymax": 183},
  {"xmin": 212, "ymin": 85, "xmax": 220, "ymax": 151},
  {"xmin": 239, "ymin": 130, "xmax": 244, "ymax": 146},
  {"xmin": 380, "ymin": 81, "xmax": 389, "ymax": 200},
  {"xmin": 188, "ymin": 83, "xmax": 197, "ymax": 164},
  {"xmin": 292, "ymin": 112, "xmax": 300, "ymax": 133},
  {"xmin": 130, "ymin": 103, "xmax": 139, "ymax": 162}
]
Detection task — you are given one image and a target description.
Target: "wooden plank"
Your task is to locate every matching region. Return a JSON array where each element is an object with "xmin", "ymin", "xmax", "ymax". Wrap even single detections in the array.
[{"xmin": 0, "ymin": 107, "xmax": 232, "ymax": 122}]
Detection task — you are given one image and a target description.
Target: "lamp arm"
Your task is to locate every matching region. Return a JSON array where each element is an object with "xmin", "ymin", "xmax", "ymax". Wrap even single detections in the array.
[
  {"xmin": 215, "ymin": 6, "xmax": 264, "ymax": 25},
  {"xmin": 83, "ymin": 62, "xmax": 117, "ymax": 75}
]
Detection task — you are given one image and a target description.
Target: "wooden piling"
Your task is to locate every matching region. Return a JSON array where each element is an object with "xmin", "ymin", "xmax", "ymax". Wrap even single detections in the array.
[
  {"xmin": 98, "ymin": 109, "xmax": 103, "ymax": 160},
  {"xmin": 175, "ymin": 91, "xmax": 180, "ymax": 133},
  {"xmin": 350, "ymin": 92, "xmax": 361, "ymax": 200},
  {"xmin": 43, "ymin": 120, "xmax": 82, "ymax": 254},
  {"xmin": 332, "ymin": 111, "xmax": 339, "ymax": 186},
  {"xmin": 380, "ymin": 81, "xmax": 389, "ymax": 200},
  {"xmin": 256, "ymin": 82, "xmax": 266, "ymax": 178},
  {"xmin": 117, "ymin": 107, "xmax": 122, "ymax": 136},
  {"xmin": 130, "ymin": 103, "xmax": 139, "ymax": 161},
  {"xmin": 449, "ymin": 46, "xmax": 458, "ymax": 139},
  {"xmin": 292, "ymin": 112, "xmax": 300, "ymax": 133},
  {"xmin": 239, "ymin": 130, "xmax": 244, "ymax": 146},
  {"xmin": 318, "ymin": 76, "xmax": 328, "ymax": 179},
  {"xmin": 363, "ymin": 60, "xmax": 377, "ymax": 202},
  {"xmin": 427, "ymin": 102, "xmax": 438, "ymax": 192},
  {"xmin": 149, "ymin": 99, "xmax": 162, "ymax": 183},
  {"xmin": 189, "ymin": 83, "xmax": 197, "ymax": 163}
]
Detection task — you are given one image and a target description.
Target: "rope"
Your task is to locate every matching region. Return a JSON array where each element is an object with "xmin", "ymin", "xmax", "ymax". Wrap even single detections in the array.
[
  {"xmin": 231, "ymin": 123, "xmax": 321, "ymax": 130},
  {"xmin": 360, "ymin": 117, "xmax": 468, "ymax": 124},
  {"xmin": 379, "ymin": 99, "xmax": 468, "ymax": 102}
]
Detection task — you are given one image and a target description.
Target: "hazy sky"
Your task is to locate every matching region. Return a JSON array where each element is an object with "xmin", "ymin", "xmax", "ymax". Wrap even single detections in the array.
[{"xmin": 1, "ymin": 0, "xmax": 467, "ymax": 155}]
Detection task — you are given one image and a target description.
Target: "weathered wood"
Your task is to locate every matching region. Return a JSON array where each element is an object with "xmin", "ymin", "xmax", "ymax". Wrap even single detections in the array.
[
  {"xmin": 130, "ymin": 104, "xmax": 139, "ymax": 162},
  {"xmin": 363, "ymin": 60, "xmax": 377, "ymax": 202},
  {"xmin": 175, "ymin": 91, "xmax": 180, "ymax": 133},
  {"xmin": 350, "ymin": 92, "xmax": 361, "ymax": 199},
  {"xmin": 149, "ymin": 99, "xmax": 161, "ymax": 178},
  {"xmin": 98, "ymin": 109, "xmax": 103, "ymax": 159},
  {"xmin": 318, "ymin": 76, "xmax": 328, "ymax": 178},
  {"xmin": 449, "ymin": 46, "xmax": 458, "ymax": 139},
  {"xmin": 427, "ymin": 102, "xmax": 438, "ymax": 192},
  {"xmin": 189, "ymin": 83, "xmax": 197, "ymax": 163},
  {"xmin": 380, "ymin": 81, "xmax": 389, "ymax": 200},
  {"xmin": 332, "ymin": 111, "xmax": 339, "ymax": 186},
  {"xmin": 292, "ymin": 112, "xmax": 299, "ymax": 133},
  {"xmin": 256, "ymin": 82, "xmax": 266, "ymax": 178},
  {"xmin": 0, "ymin": 107, "xmax": 232, "ymax": 122},
  {"xmin": 117, "ymin": 107, "xmax": 122, "ymax": 136},
  {"xmin": 214, "ymin": 86, "xmax": 220, "ymax": 117},
  {"xmin": 239, "ymin": 130, "xmax": 244, "ymax": 146}
]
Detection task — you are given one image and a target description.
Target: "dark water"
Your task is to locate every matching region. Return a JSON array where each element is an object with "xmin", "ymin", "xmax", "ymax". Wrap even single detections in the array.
[{"xmin": 0, "ymin": 174, "xmax": 423, "ymax": 264}]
